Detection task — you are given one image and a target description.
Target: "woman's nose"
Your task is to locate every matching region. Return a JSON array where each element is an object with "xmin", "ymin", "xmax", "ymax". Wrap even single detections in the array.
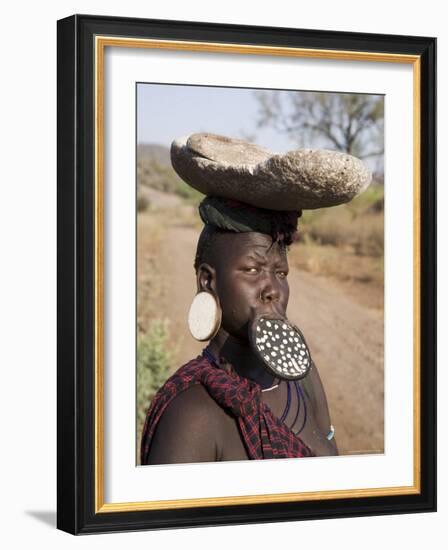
[{"xmin": 260, "ymin": 275, "xmax": 281, "ymax": 303}]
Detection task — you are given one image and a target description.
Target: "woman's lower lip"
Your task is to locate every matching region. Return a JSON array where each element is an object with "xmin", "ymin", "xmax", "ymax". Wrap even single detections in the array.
[{"xmin": 253, "ymin": 310, "xmax": 286, "ymax": 320}]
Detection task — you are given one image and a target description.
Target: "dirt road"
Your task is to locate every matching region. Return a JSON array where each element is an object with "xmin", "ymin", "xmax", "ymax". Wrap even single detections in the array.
[{"xmin": 153, "ymin": 221, "xmax": 383, "ymax": 455}]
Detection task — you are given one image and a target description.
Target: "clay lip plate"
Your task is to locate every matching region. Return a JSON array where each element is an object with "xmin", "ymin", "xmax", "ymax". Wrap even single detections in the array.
[{"xmin": 249, "ymin": 316, "xmax": 312, "ymax": 381}]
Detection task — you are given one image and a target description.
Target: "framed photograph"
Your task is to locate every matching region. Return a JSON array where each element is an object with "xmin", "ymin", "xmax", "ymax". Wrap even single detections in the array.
[{"xmin": 57, "ymin": 14, "xmax": 436, "ymax": 534}]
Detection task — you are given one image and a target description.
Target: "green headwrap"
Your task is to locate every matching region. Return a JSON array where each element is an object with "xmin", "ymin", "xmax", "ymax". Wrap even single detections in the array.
[{"xmin": 198, "ymin": 196, "xmax": 301, "ymax": 246}]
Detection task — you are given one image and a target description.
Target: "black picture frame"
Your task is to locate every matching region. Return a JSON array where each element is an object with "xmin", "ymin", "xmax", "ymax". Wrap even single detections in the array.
[{"xmin": 57, "ymin": 14, "xmax": 436, "ymax": 534}]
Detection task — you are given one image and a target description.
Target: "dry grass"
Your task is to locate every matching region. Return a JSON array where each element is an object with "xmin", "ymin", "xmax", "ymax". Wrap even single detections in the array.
[
  {"xmin": 138, "ymin": 157, "xmax": 204, "ymax": 205},
  {"xmin": 137, "ymin": 213, "xmax": 164, "ymax": 335},
  {"xmin": 290, "ymin": 185, "xmax": 384, "ymax": 309},
  {"xmin": 288, "ymin": 240, "xmax": 384, "ymax": 309},
  {"xmin": 170, "ymin": 204, "xmax": 203, "ymax": 230},
  {"xmin": 303, "ymin": 209, "xmax": 384, "ymax": 258}
]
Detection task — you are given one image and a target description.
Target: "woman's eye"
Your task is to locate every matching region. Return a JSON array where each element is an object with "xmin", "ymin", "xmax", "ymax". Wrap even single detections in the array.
[
  {"xmin": 244, "ymin": 267, "xmax": 259, "ymax": 273},
  {"xmin": 277, "ymin": 271, "xmax": 288, "ymax": 278}
]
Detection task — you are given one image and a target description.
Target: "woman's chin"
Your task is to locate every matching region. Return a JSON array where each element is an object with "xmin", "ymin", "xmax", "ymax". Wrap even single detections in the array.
[{"xmin": 215, "ymin": 324, "xmax": 251, "ymax": 345}]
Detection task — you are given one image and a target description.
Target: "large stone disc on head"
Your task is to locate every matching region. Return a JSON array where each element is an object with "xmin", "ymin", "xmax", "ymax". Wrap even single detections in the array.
[{"xmin": 171, "ymin": 133, "xmax": 372, "ymax": 211}]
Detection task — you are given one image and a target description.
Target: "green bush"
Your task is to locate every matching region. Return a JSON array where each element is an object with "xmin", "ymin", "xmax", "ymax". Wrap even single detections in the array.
[
  {"xmin": 137, "ymin": 193, "xmax": 150, "ymax": 212},
  {"xmin": 348, "ymin": 184, "xmax": 384, "ymax": 212},
  {"xmin": 137, "ymin": 319, "xmax": 174, "ymax": 431},
  {"xmin": 175, "ymin": 180, "xmax": 204, "ymax": 204}
]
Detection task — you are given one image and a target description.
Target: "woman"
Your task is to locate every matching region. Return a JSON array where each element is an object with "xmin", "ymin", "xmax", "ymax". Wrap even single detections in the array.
[{"xmin": 140, "ymin": 133, "xmax": 371, "ymax": 464}]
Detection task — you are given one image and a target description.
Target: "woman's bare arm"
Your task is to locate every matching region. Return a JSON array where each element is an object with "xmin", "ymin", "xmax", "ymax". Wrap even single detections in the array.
[
  {"xmin": 145, "ymin": 385, "xmax": 221, "ymax": 464},
  {"xmin": 302, "ymin": 361, "xmax": 339, "ymax": 454}
]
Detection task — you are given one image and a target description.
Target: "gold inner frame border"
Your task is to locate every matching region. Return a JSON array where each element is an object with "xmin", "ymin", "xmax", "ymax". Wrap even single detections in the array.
[{"xmin": 94, "ymin": 36, "xmax": 421, "ymax": 513}]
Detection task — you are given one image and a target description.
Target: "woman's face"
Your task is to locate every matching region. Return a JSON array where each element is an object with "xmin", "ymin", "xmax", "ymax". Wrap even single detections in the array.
[{"xmin": 200, "ymin": 231, "xmax": 290, "ymax": 341}]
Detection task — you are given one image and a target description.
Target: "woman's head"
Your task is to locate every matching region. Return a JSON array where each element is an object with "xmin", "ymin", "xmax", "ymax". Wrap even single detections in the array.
[{"xmin": 195, "ymin": 227, "xmax": 290, "ymax": 341}]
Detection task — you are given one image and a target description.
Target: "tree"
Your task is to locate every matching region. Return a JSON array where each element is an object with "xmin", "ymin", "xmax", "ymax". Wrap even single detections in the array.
[{"xmin": 254, "ymin": 91, "xmax": 384, "ymax": 162}]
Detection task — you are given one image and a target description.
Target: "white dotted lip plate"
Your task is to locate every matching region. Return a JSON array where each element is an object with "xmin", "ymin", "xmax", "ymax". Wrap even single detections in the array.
[{"xmin": 254, "ymin": 318, "xmax": 311, "ymax": 380}]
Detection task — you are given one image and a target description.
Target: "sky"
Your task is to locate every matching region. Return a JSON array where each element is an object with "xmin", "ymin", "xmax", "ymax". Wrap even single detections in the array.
[{"xmin": 137, "ymin": 83, "xmax": 300, "ymax": 153}]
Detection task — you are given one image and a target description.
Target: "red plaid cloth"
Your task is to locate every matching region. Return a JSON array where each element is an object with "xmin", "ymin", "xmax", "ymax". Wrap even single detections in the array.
[{"xmin": 140, "ymin": 354, "xmax": 314, "ymax": 463}]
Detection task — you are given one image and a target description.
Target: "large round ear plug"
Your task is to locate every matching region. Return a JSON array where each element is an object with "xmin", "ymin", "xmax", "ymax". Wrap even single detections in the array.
[
  {"xmin": 187, "ymin": 291, "xmax": 222, "ymax": 341},
  {"xmin": 250, "ymin": 317, "xmax": 312, "ymax": 381}
]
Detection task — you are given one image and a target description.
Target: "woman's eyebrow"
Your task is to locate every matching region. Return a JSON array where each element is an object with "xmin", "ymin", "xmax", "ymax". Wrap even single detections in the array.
[
  {"xmin": 243, "ymin": 244, "xmax": 288, "ymax": 263},
  {"xmin": 244, "ymin": 253, "xmax": 267, "ymax": 263},
  {"xmin": 244, "ymin": 252, "xmax": 288, "ymax": 265}
]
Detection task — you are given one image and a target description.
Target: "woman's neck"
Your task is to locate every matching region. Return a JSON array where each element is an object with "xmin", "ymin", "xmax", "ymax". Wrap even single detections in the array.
[{"xmin": 208, "ymin": 329, "xmax": 276, "ymax": 389}]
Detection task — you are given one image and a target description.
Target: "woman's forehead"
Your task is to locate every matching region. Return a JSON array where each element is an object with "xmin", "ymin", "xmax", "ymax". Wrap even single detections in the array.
[{"xmin": 216, "ymin": 232, "xmax": 287, "ymax": 260}]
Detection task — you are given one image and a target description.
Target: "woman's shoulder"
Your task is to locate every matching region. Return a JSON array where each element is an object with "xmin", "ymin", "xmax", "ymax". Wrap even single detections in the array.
[
  {"xmin": 144, "ymin": 374, "xmax": 229, "ymax": 464},
  {"xmin": 164, "ymin": 381, "xmax": 229, "ymax": 427}
]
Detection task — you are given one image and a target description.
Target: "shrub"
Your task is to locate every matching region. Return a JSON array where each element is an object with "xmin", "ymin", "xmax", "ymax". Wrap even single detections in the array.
[
  {"xmin": 137, "ymin": 319, "xmax": 174, "ymax": 431},
  {"xmin": 175, "ymin": 180, "xmax": 204, "ymax": 204},
  {"xmin": 137, "ymin": 193, "xmax": 150, "ymax": 212}
]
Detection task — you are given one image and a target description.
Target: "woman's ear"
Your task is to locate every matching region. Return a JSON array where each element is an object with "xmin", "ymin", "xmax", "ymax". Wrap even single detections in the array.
[{"xmin": 196, "ymin": 263, "xmax": 217, "ymax": 294}]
